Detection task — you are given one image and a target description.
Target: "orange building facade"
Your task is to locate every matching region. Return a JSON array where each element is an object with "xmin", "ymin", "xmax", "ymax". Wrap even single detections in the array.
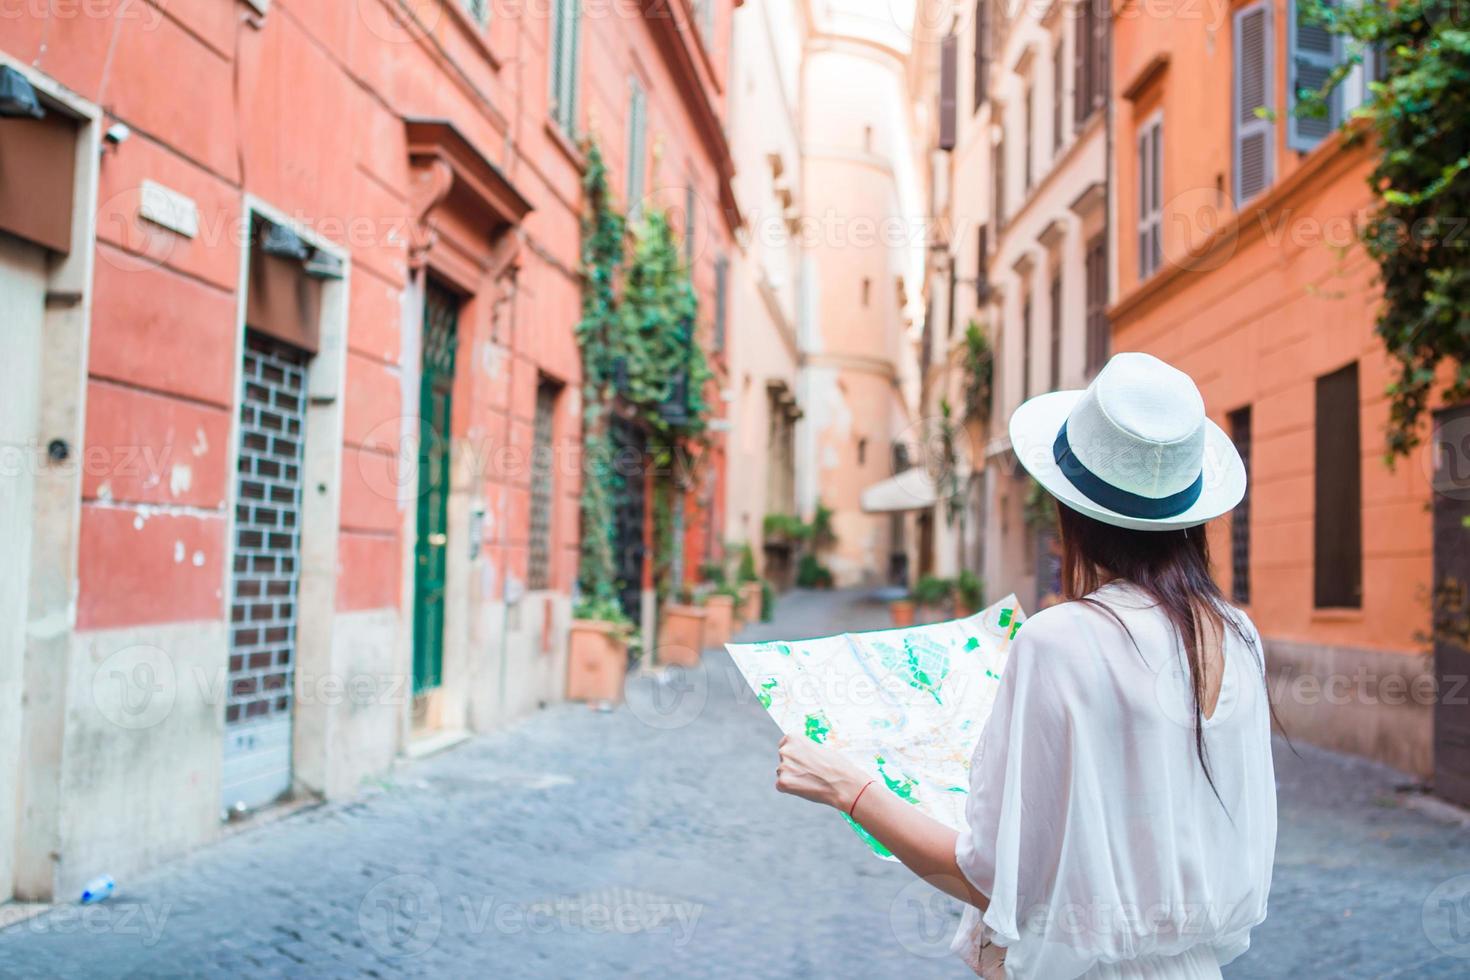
[
  {"xmin": 1110, "ymin": 0, "xmax": 1447, "ymax": 781},
  {"xmin": 0, "ymin": 0, "xmax": 737, "ymax": 903}
]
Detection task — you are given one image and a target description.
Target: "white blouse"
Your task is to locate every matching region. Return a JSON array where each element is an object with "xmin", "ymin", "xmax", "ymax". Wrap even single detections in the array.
[{"xmin": 952, "ymin": 582, "xmax": 1277, "ymax": 979}]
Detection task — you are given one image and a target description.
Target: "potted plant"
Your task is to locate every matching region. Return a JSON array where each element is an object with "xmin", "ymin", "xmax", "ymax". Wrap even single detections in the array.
[
  {"xmin": 735, "ymin": 544, "xmax": 764, "ymax": 624},
  {"xmin": 657, "ymin": 589, "xmax": 708, "ymax": 667},
  {"xmin": 912, "ymin": 576, "xmax": 954, "ymax": 623},
  {"xmin": 954, "ymin": 570, "xmax": 985, "ymax": 619},
  {"xmin": 890, "ymin": 591, "xmax": 916, "ymax": 627},
  {"xmin": 567, "ymin": 597, "xmax": 634, "ymax": 704}
]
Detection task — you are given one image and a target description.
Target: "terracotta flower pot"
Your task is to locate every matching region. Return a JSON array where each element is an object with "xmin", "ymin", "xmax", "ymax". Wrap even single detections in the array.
[
  {"xmin": 890, "ymin": 599, "xmax": 916, "ymax": 628},
  {"xmin": 657, "ymin": 604, "xmax": 707, "ymax": 667},
  {"xmin": 738, "ymin": 581, "xmax": 763, "ymax": 625},
  {"xmin": 703, "ymin": 594, "xmax": 736, "ymax": 648},
  {"xmin": 566, "ymin": 619, "xmax": 630, "ymax": 703}
]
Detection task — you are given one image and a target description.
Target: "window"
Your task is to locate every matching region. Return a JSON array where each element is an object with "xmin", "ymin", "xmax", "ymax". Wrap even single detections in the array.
[
  {"xmin": 1084, "ymin": 234, "xmax": 1108, "ymax": 374},
  {"xmin": 1048, "ymin": 272, "xmax": 1062, "ymax": 391},
  {"xmin": 861, "ymin": 277, "xmax": 871, "ymax": 306},
  {"xmin": 527, "ymin": 380, "xmax": 560, "ymax": 591},
  {"xmin": 548, "ymin": 0, "xmax": 581, "ymax": 136},
  {"xmin": 1074, "ymin": 0, "xmax": 1106, "ymax": 130},
  {"xmin": 1024, "ymin": 85, "xmax": 1035, "ymax": 190},
  {"xmin": 992, "ymin": 136, "xmax": 1007, "ymax": 228},
  {"xmin": 939, "ymin": 33, "xmax": 959, "ymax": 151},
  {"xmin": 973, "ymin": 0, "xmax": 989, "ymax": 113},
  {"xmin": 1314, "ymin": 363, "xmax": 1362, "ymax": 608},
  {"xmin": 1136, "ymin": 115, "xmax": 1162, "ymax": 279},
  {"xmin": 684, "ymin": 182, "xmax": 697, "ymax": 264},
  {"xmin": 714, "ymin": 255, "xmax": 729, "ymax": 353},
  {"xmin": 857, "ymin": 437, "xmax": 868, "ymax": 466},
  {"xmin": 627, "ymin": 77, "xmax": 648, "ymax": 213},
  {"xmin": 1289, "ymin": 0, "xmax": 1340, "ymax": 151},
  {"xmin": 1233, "ymin": 1, "xmax": 1275, "ymax": 203},
  {"xmin": 465, "ymin": 0, "xmax": 488, "ymax": 24},
  {"xmin": 1052, "ymin": 41, "xmax": 1065, "ymax": 155},
  {"xmin": 976, "ymin": 223, "xmax": 990, "ymax": 301},
  {"xmin": 1229, "ymin": 406, "xmax": 1252, "ymax": 605},
  {"xmin": 1021, "ymin": 293, "xmax": 1033, "ymax": 401},
  {"xmin": 694, "ymin": 0, "xmax": 715, "ymax": 40}
]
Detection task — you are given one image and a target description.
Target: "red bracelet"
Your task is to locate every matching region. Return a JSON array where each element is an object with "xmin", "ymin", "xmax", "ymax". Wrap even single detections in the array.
[{"xmin": 848, "ymin": 779, "xmax": 876, "ymax": 818}]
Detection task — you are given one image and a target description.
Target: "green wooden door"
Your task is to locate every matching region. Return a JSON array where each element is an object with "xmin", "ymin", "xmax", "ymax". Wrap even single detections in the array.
[{"xmin": 413, "ymin": 283, "xmax": 459, "ymax": 694}]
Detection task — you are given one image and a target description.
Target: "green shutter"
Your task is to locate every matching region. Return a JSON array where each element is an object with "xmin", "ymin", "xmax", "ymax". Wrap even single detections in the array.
[{"xmin": 627, "ymin": 79, "xmax": 647, "ymax": 213}]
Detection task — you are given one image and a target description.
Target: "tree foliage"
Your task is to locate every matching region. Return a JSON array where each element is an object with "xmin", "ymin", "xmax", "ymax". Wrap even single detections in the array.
[{"xmin": 1300, "ymin": 0, "xmax": 1470, "ymax": 457}]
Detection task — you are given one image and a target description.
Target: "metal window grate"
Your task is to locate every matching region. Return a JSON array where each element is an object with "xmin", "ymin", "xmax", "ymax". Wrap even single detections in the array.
[
  {"xmin": 228, "ymin": 332, "xmax": 308, "ymax": 728},
  {"xmin": 527, "ymin": 382, "xmax": 558, "ymax": 592}
]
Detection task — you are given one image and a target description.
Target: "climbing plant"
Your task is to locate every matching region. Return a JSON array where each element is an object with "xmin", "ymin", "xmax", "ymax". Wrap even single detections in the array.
[
  {"xmin": 961, "ymin": 320, "xmax": 994, "ymax": 424},
  {"xmin": 574, "ymin": 140, "xmax": 715, "ymax": 618},
  {"xmin": 1296, "ymin": 0, "xmax": 1470, "ymax": 458},
  {"xmin": 573, "ymin": 143, "xmax": 628, "ymax": 623}
]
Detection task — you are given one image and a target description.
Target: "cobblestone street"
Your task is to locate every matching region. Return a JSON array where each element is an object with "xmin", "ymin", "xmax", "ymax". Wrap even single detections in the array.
[{"xmin": 1, "ymin": 590, "xmax": 1468, "ymax": 978}]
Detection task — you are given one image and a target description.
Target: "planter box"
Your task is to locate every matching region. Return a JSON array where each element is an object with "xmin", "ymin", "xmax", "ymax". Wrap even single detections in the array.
[
  {"xmin": 566, "ymin": 619, "xmax": 629, "ymax": 703},
  {"xmin": 890, "ymin": 599, "xmax": 916, "ymax": 628},
  {"xmin": 703, "ymin": 594, "xmax": 736, "ymax": 648},
  {"xmin": 738, "ymin": 581, "xmax": 763, "ymax": 625},
  {"xmin": 657, "ymin": 604, "xmax": 707, "ymax": 667}
]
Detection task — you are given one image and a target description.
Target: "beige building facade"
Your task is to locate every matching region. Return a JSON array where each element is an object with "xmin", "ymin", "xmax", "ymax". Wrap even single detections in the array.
[
  {"xmin": 914, "ymin": 0, "xmax": 1111, "ymax": 610},
  {"xmin": 796, "ymin": 1, "xmax": 927, "ymax": 588}
]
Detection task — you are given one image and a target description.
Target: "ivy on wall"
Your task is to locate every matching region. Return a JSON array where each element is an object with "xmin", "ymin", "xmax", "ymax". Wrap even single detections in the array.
[
  {"xmin": 574, "ymin": 141, "xmax": 715, "ymax": 621},
  {"xmin": 1299, "ymin": 0, "xmax": 1470, "ymax": 458}
]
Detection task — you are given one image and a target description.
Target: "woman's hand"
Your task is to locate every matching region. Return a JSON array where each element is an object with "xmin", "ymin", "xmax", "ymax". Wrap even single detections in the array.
[{"xmin": 775, "ymin": 735, "xmax": 871, "ymax": 810}]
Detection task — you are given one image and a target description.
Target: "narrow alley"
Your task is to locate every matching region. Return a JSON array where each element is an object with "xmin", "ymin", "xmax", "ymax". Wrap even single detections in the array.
[{"xmin": 0, "ymin": 591, "xmax": 1465, "ymax": 978}]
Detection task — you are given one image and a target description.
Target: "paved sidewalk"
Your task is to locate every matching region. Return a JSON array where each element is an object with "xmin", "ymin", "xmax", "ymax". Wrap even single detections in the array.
[{"xmin": 0, "ymin": 589, "xmax": 1467, "ymax": 978}]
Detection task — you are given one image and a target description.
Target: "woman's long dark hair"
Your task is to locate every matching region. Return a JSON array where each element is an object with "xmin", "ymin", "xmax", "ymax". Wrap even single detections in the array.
[{"xmin": 1055, "ymin": 501, "xmax": 1260, "ymax": 805}]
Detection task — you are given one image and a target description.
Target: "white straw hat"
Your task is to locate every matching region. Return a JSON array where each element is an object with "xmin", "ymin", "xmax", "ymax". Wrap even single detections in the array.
[{"xmin": 1008, "ymin": 352, "xmax": 1246, "ymax": 531}]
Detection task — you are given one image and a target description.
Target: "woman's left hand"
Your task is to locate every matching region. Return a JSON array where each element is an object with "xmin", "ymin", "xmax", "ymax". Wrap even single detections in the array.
[{"xmin": 775, "ymin": 735, "xmax": 871, "ymax": 810}]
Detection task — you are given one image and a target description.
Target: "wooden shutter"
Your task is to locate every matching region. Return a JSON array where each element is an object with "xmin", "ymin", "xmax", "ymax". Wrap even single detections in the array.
[
  {"xmin": 993, "ymin": 136, "xmax": 1006, "ymax": 227},
  {"xmin": 1084, "ymin": 234, "xmax": 1108, "ymax": 374},
  {"xmin": 1233, "ymin": 1, "xmax": 1275, "ymax": 204},
  {"xmin": 977, "ymin": 223, "xmax": 989, "ymax": 299},
  {"xmin": 1024, "ymin": 86, "xmax": 1034, "ymax": 188},
  {"xmin": 1022, "ymin": 295, "xmax": 1033, "ymax": 401},
  {"xmin": 1074, "ymin": 0, "xmax": 1094, "ymax": 129},
  {"xmin": 550, "ymin": 0, "xmax": 581, "ymax": 134},
  {"xmin": 1313, "ymin": 363, "xmax": 1362, "ymax": 608},
  {"xmin": 1052, "ymin": 41, "xmax": 1065, "ymax": 153},
  {"xmin": 714, "ymin": 255, "xmax": 729, "ymax": 352},
  {"xmin": 1229, "ymin": 406, "xmax": 1252, "ymax": 604},
  {"xmin": 940, "ymin": 33, "xmax": 959, "ymax": 151},
  {"xmin": 627, "ymin": 78, "xmax": 647, "ymax": 211},
  {"xmin": 973, "ymin": 0, "xmax": 989, "ymax": 112},
  {"xmin": 1137, "ymin": 118, "xmax": 1162, "ymax": 278},
  {"xmin": 1289, "ymin": 0, "xmax": 1339, "ymax": 150},
  {"xmin": 1048, "ymin": 272, "xmax": 1062, "ymax": 391}
]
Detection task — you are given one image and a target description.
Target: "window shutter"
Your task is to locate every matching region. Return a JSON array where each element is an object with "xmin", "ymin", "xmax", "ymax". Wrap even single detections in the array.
[
  {"xmin": 714, "ymin": 256, "xmax": 729, "ymax": 352},
  {"xmin": 977, "ymin": 223, "xmax": 989, "ymax": 298},
  {"xmin": 550, "ymin": 0, "xmax": 581, "ymax": 135},
  {"xmin": 1024, "ymin": 85, "xmax": 1034, "ymax": 188},
  {"xmin": 627, "ymin": 79, "xmax": 647, "ymax": 212},
  {"xmin": 1233, "ymin": 1, "xmax": 1275, "ymax": 204},
  {"xmin": 1289, "ymin": 0, "xmax": 1339, "ymax": 151},
  {"xmin": 1052, "ymin": 41, "xmax": 1065, "ymax": 153},
  {"xmin": 973, "ymin": 0, "xmax": 989, "ymax": 112},
  {"xmin": 940, "ymin": 33, "xmax": 959, "ymax": 151},
  {"xmin": 1048, "ymin": 273, "xmax": 1062, "ymax": 391},
  {"xmin": 1313, "ymin": 363, "xmax": 1362, "ymax": 608},
  {"xmin": 1074, "ymin": 0, "xmax": 1090, "ymax": 128}
]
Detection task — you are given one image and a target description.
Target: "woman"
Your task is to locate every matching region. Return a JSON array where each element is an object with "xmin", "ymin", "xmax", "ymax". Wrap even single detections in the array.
[{"xmin": 776, "ymin": 353, "xmax": 1277, "ymax": 978}]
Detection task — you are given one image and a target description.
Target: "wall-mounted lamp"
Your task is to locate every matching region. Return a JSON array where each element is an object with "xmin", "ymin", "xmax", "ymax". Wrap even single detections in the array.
[{"xmin": 0, "ymin": 66, "xmax": 45, "ymax": 119}]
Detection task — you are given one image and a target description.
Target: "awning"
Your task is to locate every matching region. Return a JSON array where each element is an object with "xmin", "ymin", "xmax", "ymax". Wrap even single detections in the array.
[{"xmin": 860, "ymin": 467, "xmax": 938, "ymax": 513}]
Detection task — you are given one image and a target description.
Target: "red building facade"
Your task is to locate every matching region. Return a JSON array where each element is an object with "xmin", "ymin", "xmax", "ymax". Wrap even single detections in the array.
[{"xmin": 0, "ymin": 0, "xmax": 735, "ymax": 902}]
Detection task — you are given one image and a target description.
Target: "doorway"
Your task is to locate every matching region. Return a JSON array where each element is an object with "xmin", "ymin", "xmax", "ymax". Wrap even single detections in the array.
[
  {"xmin": 221, "ymin": 332, "xmax": 310, "ymax": 812},
  {"xmin": 413, "ymin": 281, "xmax": 460, "ymax": 709},
  {"xmin": 1432, "ymin": 404, "xmax": 1470, "ymax": 806}
]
